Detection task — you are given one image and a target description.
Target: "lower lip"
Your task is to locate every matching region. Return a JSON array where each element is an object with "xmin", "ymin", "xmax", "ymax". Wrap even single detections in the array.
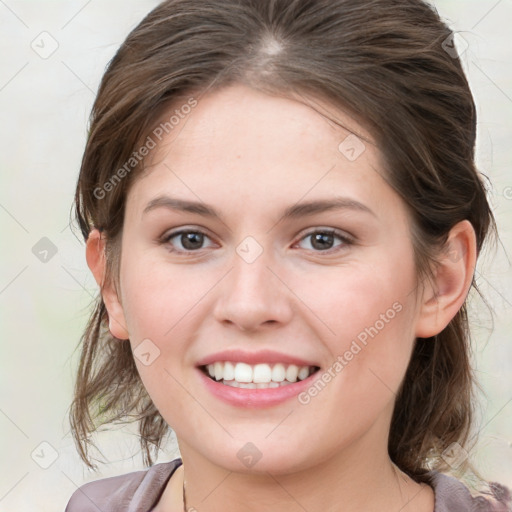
[{"xmin": 197, "ymin": 368, "xmax": 319, "ymax": 408}]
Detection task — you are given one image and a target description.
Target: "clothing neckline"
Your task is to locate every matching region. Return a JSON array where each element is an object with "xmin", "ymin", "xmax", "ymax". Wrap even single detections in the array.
[
  {"xmin": 147, "ymin": 458, "xmax": 509, "ymax": 512},
  {"xmin": 149, "ymin": 459, "xmax": 439, "ymax": 511}
]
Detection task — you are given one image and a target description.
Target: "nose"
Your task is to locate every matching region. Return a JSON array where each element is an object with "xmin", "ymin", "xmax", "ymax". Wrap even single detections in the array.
[{"xmin": 212, "ymin": 245, "xmax": 293, "ymax": 332}]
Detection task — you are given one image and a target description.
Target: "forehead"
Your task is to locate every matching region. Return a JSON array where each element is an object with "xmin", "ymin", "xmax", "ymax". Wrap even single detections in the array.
[
  {"xmin": 148, "ymin": 83, "xmax": 373, "ymax": 164},
  {"xmin": 126, "ymin": 83, "xmax": 392, "ymax": 219}
]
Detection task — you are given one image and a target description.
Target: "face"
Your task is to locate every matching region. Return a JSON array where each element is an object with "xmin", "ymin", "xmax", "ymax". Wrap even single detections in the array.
[{"xmin": 109, "ymin": 83, "xmax": 426, "ymax": 474}]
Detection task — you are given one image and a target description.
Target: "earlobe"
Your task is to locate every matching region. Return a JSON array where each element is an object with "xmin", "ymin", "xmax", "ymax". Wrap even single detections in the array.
[
  {"xmin": 86, "ymin": 229, "xmax": 130, "ymax": 340},
  {"xmin": 414, "ymin": 220, "xmax": 477, "ymax": 338}
]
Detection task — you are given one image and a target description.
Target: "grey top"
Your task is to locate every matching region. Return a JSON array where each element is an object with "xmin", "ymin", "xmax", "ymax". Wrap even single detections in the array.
[{"xmin": 65, "ymin": 458, "xmax": 511, "ymax": 512}]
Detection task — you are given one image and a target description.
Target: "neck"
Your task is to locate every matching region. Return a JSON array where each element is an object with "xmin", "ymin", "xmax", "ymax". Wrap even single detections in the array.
[{"xmin": 178, "ymin": 440, "xmax": 432, "ymax": 512}]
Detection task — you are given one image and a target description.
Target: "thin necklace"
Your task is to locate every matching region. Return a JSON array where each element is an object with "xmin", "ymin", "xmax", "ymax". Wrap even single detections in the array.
[{"xmin": 181, "ymin": 464, "xmax": 412, "ymax": 511}]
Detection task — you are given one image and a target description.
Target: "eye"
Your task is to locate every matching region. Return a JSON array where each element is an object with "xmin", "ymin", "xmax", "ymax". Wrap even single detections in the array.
[
  {"xmin": 161, "ymin": 229, "xmax": 215, "ymax": 253},
  {"xmin": 294, "ymin": 228, "xmax": 353, "ymax": 252},
  {"xmin": 160, "ymin": 227, "xmax": 353, "ymax": 255}
]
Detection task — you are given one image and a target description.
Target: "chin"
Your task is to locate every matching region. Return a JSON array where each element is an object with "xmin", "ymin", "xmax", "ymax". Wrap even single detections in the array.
[{"xmin": 200, "ymin": 438, "xmax": 312, "ymax": 476}]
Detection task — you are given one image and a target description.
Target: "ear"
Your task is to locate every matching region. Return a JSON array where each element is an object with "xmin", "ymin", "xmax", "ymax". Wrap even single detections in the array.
[
  {"xmin": 415, "ymin": 220, "xmax": 477, "ymax": 338},
  {"xmin": 86, "ymin": 229, "xmax": 130, "ymax": 340}
]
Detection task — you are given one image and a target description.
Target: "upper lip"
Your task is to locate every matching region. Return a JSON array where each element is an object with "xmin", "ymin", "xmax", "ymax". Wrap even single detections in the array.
[{"xmin": 196, "ymin": 349, "xmax": 320, "ymax": 368}]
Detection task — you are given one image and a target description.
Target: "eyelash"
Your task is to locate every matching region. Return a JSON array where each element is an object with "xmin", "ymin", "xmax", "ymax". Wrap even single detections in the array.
[{"xmin": 160, "ymin": 227, "xmax": 354, "ymax": 255}]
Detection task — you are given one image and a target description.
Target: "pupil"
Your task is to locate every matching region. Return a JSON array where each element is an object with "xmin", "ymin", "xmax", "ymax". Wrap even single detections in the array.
[
  {"xmin": 179, "ymin": 232, "xmax": 334, "ymax": 251},
  {"xmin": 182, "ymin": 232, "xmax": 203, "ymax": 250},
  {"xmin": 312, "ymin": 233, "xmax": 333, "ymax": 250}
]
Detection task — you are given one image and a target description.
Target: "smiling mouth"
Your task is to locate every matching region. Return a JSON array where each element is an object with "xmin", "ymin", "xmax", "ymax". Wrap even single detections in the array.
[{"xmin": 200, "ymin": 361, "xmax": 321, "ymax": 389}]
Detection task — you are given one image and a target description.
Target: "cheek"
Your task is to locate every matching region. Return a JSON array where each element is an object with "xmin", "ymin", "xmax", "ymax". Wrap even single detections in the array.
[
  {"xmin": 119, "ymin": 251, "xmax": 206, "ymax": 340},
  {"xmin": 120, "ymin": 231, "xmax": 419, "ymax": 416},
  {"xmin": 118, "ymin": 254, "xmax": 219, "ymax": 406},
  {"xmin": 305, "ymin": 256, "xmax": 419, "ymax": 418}
]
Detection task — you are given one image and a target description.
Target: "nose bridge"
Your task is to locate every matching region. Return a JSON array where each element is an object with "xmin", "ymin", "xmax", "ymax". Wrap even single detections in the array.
[
  {"xmin": 213, "ymin": 236, "xmax": 292, "ymax": 330},
  {"xmin": 232, "ymin": 239, "xmax": 274, "ymax": 296}
]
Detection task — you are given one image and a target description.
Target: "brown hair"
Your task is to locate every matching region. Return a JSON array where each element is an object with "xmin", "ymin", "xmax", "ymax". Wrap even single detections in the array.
[{"xmin": 69, "ymin": 0, "xmax": 499, "ymax": 491}]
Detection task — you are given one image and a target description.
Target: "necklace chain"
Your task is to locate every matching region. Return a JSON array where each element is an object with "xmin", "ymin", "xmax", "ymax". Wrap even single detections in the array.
[{"xmin": 181, "ymin": 463, "xmax": 410, "ymax": 511}]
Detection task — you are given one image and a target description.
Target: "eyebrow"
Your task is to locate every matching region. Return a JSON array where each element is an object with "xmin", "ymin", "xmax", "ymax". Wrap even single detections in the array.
[{"xmin": 142, "ymin": 195, "xmax": 376, "ymax": 221}]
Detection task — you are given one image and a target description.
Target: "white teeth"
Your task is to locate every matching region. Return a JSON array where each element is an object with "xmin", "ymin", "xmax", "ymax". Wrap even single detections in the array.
[
  {"xmin": 234, "ymin": 362, "xmax": 253, "ymax": 383},
  {"xmin": 223, "ymin": 361, "xmax": 235, "ymax": 380},
  {"xmin": 298, "ymin": 366, "xmax": 310, "ymax": 381},
  {"xmin": 238, "ymin": 382, "xmax": 257, "ymax": 389},
  {"xmin": 285, "ymin": 365, "xmax": 299, "ymax": 383},
  {"xmin": 204, "ymin": 361, "xmax": 316, "ymax": 385},
  {"xmin": 253, "ymin": 363, "xmax": 272, "ymax": 383},
  {"xmin": 271, "ymin": 363, "xmax": 286, "ymax": 382},
  {"xmin": 214, "ymin": 361, "xmax": 223, "ymax": 381}
]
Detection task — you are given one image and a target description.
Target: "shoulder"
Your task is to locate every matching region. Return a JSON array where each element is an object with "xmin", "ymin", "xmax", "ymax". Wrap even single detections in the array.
[
  {"xmin": 427, "ymin": 471, "xmax": 512, "ymax": 512},
  {"xmin": 64, "ymin": 458, "xmax": 182, "ymax": 512}
]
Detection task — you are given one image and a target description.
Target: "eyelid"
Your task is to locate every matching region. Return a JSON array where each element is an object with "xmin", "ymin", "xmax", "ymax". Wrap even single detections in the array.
[
  {"xmin": 292, "ymin": 227, "xmax": 355, "ymax": 251},
  {"xmin": 160, "ymin": 226, "xmax": 217, "ymax": 247},
  {"xmin": 296, "ymin": 226, "xmax": 355, "ymax": 242},
  {"xmin": 160, "ymin": 225, "xmax": 355, "ymax": 255}
]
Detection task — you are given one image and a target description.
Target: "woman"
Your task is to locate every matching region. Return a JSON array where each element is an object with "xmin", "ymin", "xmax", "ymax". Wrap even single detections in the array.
[{"xmin": 65, "ymin": 0, "xmax": 511, "ymax": 510}]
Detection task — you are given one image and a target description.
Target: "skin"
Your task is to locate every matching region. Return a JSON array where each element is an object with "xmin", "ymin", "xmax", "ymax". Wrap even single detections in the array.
[{"xmin": 86, "ymin": 83, "xmax": 477, "ymax": 512}]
